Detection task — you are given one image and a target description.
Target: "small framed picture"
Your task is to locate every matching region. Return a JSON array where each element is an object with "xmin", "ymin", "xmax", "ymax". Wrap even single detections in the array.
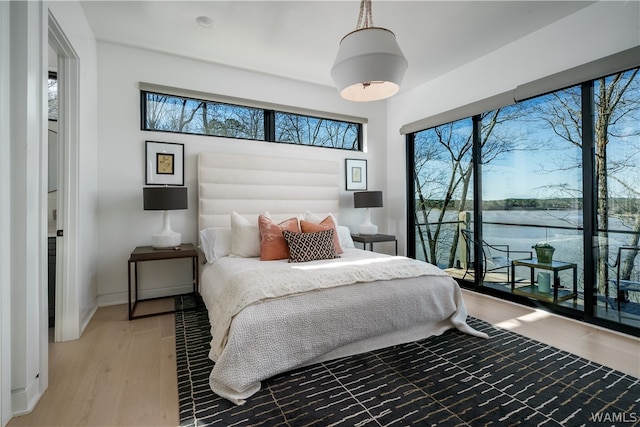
[
  {"xmin": 145, "ymin": 141, "xmax": 184, "ymax": 186},
  {"xmin": 345, "ymin": 158, "xmax": 367, "ymax": 191}
]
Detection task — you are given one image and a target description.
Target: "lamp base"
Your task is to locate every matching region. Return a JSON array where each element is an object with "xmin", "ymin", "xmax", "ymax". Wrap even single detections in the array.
[
  {"xmin": 358, "ymin": 223, "xmax": 378, "ymax": 235},
  {"xmin": 151, "ymin": 231, "xmax": 181, "ymax": 249}
]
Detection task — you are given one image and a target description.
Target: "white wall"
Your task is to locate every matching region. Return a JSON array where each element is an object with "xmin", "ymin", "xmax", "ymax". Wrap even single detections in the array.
[
  {"xmin": 9, "ymin": 0, "xmax": 48, "ymax": 415},
  {"xmin": 1, "ymin": 2, "xmax": 12, "ymax": 426},
  {"xmin": 3, "ymin": 0, "xmax": 98, "ymax": 421},
  {"xmin": 95, "ymin": 43, "xmax": 388, "ymax": 305},
  {"xmin": 386, "ymin": 1, "xmax": 640, "ymax": 254}
]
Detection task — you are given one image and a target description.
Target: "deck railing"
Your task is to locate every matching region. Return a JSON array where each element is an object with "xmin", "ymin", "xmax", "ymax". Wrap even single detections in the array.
[{"xmin": 415, "ymin": 213, "xmax": 639, "ymax": 302}]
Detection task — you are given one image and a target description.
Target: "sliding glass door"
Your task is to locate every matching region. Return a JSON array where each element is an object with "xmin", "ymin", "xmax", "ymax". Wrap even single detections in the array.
[
  {"xmin": 593, "ymin": 69, "xmax": 640, "ymax": 327},
  {"xmin": 411, "ymin": 118, "xmax": 473, "ymax": 270},
  {"xmin": 480, "ymin": 91, "xmax": 584, "ymax": 308},
  {"xmin": 408, "ymin": 66, "xmax": 640, "ymax": 336}
]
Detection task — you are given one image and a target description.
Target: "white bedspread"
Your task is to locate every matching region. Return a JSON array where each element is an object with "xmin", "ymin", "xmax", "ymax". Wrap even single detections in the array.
[
  {"xmin": 200, "ymin": 248, "xmax": 488, "ymax": 404},
  {"xmin": 204, "ymin": 249, "xmax": 450, "ymax": 356}
]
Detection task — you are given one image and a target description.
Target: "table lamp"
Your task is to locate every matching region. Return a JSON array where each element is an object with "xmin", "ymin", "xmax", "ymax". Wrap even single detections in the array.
[
  {"xmin": 354, "ymin": 191, "xmax": 383, "ymax": 235},
  {"xmin": 143, "ymin": 186, "xmax": 188, "ymax": 248}
]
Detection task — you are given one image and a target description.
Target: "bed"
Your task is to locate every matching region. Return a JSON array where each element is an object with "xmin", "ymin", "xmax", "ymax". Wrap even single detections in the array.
[{"xmin": 197, "ymin": 152, "xmax": 488, "ymax": 405}]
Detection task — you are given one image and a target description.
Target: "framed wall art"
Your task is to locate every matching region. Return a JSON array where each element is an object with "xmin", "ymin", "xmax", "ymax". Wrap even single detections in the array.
[
  {"xmin": 145, "ymin": 141, "xmax": 184, "ymax": 186},
  {"xmin": 345, "ymin": 158, "xmax": 367, "ymax": 191}
]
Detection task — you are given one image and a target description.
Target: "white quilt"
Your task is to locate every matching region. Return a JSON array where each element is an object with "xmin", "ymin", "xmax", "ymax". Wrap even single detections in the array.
[{"xmin": 200, "ymin": 248, "xmax": 488, "ymax": 404}]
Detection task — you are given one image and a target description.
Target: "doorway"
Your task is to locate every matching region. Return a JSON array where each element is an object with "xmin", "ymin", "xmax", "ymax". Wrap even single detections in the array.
[
  {"xmin": 47, "ymin": 62, "xmax": 58, "ymax": 328},
  {"xmin": 48, "ymin": 11, "xmax": 80, "ymax": 342}
]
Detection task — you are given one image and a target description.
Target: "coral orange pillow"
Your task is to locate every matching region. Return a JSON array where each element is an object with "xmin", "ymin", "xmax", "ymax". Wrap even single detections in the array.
[
  {"xmin": 300, "ymin": 216, "xmax": 343, "ymax": 254},
  {"xmin": 258, "ymin": 215, "xmax": 300, "ymax": 260}
]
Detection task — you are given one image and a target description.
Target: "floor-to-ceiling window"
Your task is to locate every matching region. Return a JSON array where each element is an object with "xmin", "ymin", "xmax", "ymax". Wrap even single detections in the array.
[
  {"xmin": 593, "ymin": 68, "xmax": 640, "ymax": 326},
  {"xmin": 480, "ymin": 91, "xmax": 584, "ymax": 310},
  {"xmin": 411, "ymin": 118, "xmax": 474, "ymax": 269},
  {"xmin": 408, "ymin": 66, "xmax": 640, "ymax": 336}
]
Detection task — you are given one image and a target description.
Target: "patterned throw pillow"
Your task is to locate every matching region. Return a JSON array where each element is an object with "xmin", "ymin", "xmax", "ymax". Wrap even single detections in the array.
[
  {"xmin": 300, "ymin": 216, "xmax": 343, "ymax": 254},
  {"xmin": 282, "ymin": 229, "xmax": 340, "ymax": 263}
]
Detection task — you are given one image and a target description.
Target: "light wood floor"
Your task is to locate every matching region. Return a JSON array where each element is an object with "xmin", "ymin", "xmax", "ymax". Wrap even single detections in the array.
[
  {"xmin": 462, "ymin": 290, "xmax": 640, "ymax": 378},
  {"xmin": 8, "ymin": 291, "xmax": 640, "ymax": 427},
  {"xmin": 9, "ymin": 301, "xmax": 179, "ymax": 427}
]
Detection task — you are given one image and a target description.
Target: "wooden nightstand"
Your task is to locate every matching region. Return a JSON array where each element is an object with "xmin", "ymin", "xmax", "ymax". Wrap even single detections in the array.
[
  {"xmin": 127, "ymin": 243, "xmax": 199, "ymax": 320},
  {"xmin": 351, "ymin": 233, "xmax": 398, "ymax": 255}
]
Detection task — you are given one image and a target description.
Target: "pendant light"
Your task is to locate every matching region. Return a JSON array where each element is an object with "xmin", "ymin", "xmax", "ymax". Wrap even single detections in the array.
[{"xmin": 331, "ymin": 0, "xmax": 408, "ymax": 102}]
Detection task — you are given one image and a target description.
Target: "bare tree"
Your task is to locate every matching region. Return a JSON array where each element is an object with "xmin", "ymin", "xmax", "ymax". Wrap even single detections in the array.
[
  {"xmin": 201, "ymin": 102, "xmax": 264, "ymax": 139},
  {"xmin": 145, "ymin": 93, "xmax": 203, "ymax": 133},
  {"xmin": 413, "ymin": 105, "xmax": 531, "ymax": 268},
  {"xmin": 601, "ymin": 72, "xmax": 640, "ymax": 293},
  {"xmin": 145, "ymin": 93, "xmax": 168, "ymax": 129},
  {"xmin": 144, "ymin": 93, "xmax": 359, "ymax": 149},
  {"xmin": 532, "ymin": 70, "xmax": 640, "ymax": 294},
  {"xmin": 276, "ymin": 114, "xmax": 358, "ymax": 148},
  {"xmin": 171, "ymin": 98, "xmax": 202, "ymax": 132}
]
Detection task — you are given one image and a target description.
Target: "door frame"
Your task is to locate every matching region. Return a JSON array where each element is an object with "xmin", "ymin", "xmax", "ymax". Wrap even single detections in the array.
[
  {"xmin": 1, "ymin": 1, "xmax": 11, "ymax": 424},
  {"xmin": 48, "ymin": 11, "xmax": 80, "ymax": 342}
]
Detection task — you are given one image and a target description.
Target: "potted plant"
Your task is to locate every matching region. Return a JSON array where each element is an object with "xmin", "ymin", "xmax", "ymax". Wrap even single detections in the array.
[{"xmin": 532, "ymin": 242, "xmax": 555, "ymax": 263}]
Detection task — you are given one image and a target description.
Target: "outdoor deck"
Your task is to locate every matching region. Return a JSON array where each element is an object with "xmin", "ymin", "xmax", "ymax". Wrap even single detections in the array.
[{"xmin": 446, "ymin": 267, "xmax": 640, "ymax": 328}]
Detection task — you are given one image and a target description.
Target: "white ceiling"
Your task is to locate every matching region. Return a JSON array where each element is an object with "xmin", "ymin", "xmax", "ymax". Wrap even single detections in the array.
[{"xmin": 78, "ymin": 1, "xmax": 594, "ymax": 93}]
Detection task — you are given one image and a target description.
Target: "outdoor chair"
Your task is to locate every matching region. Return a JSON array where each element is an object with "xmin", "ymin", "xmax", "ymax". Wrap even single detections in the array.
[
  {"xmin": 607, "ymin": 245, "xmax": 640, "ymax": 313},
  {"xmin": 460, "ymin": 229, "xmax": 532, "ymax": 283}
]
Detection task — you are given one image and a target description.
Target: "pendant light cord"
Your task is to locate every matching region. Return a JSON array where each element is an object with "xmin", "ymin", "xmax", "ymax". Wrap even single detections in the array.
[{"xmin": 356, "ymin": 0, "xmax": 374, "ymax": 29}]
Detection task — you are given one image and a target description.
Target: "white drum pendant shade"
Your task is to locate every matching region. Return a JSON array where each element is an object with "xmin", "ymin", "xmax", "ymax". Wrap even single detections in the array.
[{"xmin": 331, "ymin": 27, "xmax": 408, "ymax": 102}]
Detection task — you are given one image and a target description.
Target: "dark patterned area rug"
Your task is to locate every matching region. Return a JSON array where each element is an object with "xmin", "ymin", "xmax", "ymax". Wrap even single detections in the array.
[{"xmin": 175, "ymin": 294, "xmax": 639, "ymax": 426}]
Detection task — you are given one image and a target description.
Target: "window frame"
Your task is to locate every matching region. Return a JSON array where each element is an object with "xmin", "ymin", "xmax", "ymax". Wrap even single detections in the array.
[
  {"xmin": 140, "ymin": 89, "xmax": 363, "ymax": 152},
  {"xmin": 406, "ymin": 65, "xmax": 640, "ymax": 338}
]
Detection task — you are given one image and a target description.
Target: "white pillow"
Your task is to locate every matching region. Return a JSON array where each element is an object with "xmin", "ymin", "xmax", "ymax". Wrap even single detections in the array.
[
  {"xmin": 199, "ymin": 227, "xmax": 232, "ymax": 264},
  {"xmin": 336, "ymin": 225, "xmax": 355, "ymax": 249},
  {"xmin": 302, "ymin": 210, "xmax": 338, "ymax": 225},
  {"xmin": 230, "ymin": 211, "xmax": 261, "ymax": 258},
  {"xmin": 302, "ymin": 210, "xmax": 354, "ymax": 249}
]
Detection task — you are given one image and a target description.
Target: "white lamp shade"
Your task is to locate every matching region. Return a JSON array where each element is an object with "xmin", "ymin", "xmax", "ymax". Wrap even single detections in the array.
[{"xmin": 331, "ymin": 27, "xmax": 408, "ymax": 102}]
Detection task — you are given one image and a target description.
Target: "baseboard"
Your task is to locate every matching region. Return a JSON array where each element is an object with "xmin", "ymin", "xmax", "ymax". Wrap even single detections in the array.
[
  {"xmin": 461, "ymin": 288, "xmax": 640, "ymax": 341},
  {"xmin": 79, "ymin": 303, "xmax": 98, "ymax": 337},
  {"xmin": 11, "ymin": 375, "xmax": 42, "ymax": 417},
  {"xmin": 97, "ymin": 283, "xmax": 194, "ymax": 307}
]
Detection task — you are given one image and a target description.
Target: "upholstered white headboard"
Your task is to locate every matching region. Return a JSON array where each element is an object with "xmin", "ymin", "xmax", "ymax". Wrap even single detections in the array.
[{"xmin": 198, "ymin": 152, "xmax": 340, "ymax": 231}]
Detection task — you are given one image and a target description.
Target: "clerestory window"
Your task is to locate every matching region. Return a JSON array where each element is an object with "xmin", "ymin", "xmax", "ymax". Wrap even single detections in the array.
[{"xmin": 141, "ymin": 90, "xmax": 362, "ymax": 151}]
